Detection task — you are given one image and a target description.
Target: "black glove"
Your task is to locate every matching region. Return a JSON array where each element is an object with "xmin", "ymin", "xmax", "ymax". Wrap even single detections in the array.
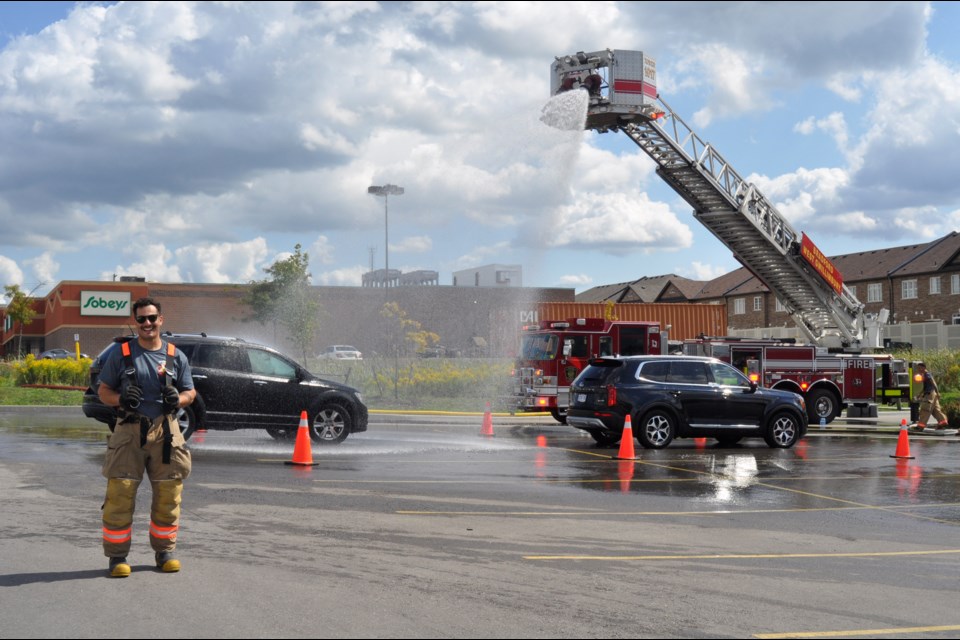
[
  {"xmin": 120, "ymin": 384, "xmax": 142, "ymax": 411},
  {"xmin": 162, "ymin": 386, "xmax": 180, "ymax": 414}
]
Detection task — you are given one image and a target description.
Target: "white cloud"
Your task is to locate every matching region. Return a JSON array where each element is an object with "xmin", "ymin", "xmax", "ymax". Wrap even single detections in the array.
[
  {"xmin": 22, "ymin": 251, "xmax": 58, "ymax": 285},
  {"xmin": 391, "ymin": 235, "xmax": 432, "ymax": 253},
  {"xmin": 557, "ymin": 273, "xmax": 592, "ymax": 287},
  {"xmin": 680, "ymin": 262, "xmax": 731, "ymax": 281},
  {"xmin": 174, "ymin": 238, "xmax": 270, "ymax": 283},
  {"xmin": 316, "ymin": 265, "xmax": 366, "ymax": 287},
  {"xmin": 102, "ymin": 245, "xmax": 182, "ymax": 283},
  {"xmin": 548, "ymin": 191, "xmax": 692, "ymax": 254},
  {"xmin": 309, "ymin": 235, "xmax": 335, "ymax": 266},
  {"xmin": 0, "ymin": 255, "xmax": 23, "ymax": 288}
]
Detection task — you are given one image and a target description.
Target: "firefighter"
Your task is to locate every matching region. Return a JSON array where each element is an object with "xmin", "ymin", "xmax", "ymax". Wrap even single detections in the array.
[
  {"xmin": 97, "ymin": 297, "xmax": 196, "ymax": 578},
  {"xmin": 581, "ymin": 72, "xmax": 602, "ymax": 97},
  {"xmin": 910, "ymin": 362, "xmax": 949, "ymax": 432}
]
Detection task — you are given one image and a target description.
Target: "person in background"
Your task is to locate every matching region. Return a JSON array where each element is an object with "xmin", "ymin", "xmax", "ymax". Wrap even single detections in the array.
[{"xmin": 911, "ymin": 361, "xmax": 949, "ymax": 432}]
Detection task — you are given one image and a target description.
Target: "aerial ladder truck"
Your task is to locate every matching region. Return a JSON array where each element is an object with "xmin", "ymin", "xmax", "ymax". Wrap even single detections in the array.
[{"xmin": 547, "ymin": 50, "xmax": 908, "ymax": 423}]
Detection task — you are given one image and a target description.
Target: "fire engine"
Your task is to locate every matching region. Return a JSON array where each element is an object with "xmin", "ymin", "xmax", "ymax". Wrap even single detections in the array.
[
  {"xmin": 543, "ymin": 49, "xmax": 910, "ymax": 422},
  {"xmin": 511, "ymin": 318, "xmax": 666, "ymax": 423},
  {"xmin": 681, "ymin": 336, "xmax": 908, "ymax": 423}
]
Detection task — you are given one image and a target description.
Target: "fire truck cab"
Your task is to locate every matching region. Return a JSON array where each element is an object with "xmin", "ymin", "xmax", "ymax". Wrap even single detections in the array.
[
  {"xmin": 511, "ymin": 318, "xmax": 666, "ymax": 423},
  {"xmin": 682, "ymin": 337, "xmax": 909, "ymax": 424}
]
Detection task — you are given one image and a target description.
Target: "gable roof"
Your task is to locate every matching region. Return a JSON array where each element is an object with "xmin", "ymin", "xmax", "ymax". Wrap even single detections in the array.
[{"xmin": 576, "ymin": 274, "xmax": 707, "ymax": 303}]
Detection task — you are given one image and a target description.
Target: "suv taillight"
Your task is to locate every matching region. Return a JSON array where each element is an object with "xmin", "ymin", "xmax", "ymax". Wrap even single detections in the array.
[{"xmin": 606, "ymin": 384, "xmax": 617, "ymax": 407}]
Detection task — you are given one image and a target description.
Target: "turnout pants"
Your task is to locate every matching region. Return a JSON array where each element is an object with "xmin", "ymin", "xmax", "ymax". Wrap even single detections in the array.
[
  {"xmin": 918, "ymin": 391, "xmax": 948, "ymax": 427},
  {"xmin": 101, "ymin": 415, "xmax": 192, "ymax": 558}
]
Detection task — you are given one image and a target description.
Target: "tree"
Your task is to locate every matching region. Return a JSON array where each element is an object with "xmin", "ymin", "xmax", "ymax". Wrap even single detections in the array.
[
  {"xmin": 377, "ymin": 301, "xmax": 440, "ymax": 400},
  {"xmin": 380, "ymin": 302, "xmax": 439, "ymax": 356},
  {"xmin": 3, "ymin": 284, "xmax": 38, "ymax": 358},
  {"xmin": 242, "ymin": 244, "xmax": 321, "ymax": 364}
]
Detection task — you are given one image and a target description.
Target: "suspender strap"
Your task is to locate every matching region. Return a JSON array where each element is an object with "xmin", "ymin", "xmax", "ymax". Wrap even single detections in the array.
[{"xmin": 162, "ymin": 341, "xmax": 177, "ymax": 464}]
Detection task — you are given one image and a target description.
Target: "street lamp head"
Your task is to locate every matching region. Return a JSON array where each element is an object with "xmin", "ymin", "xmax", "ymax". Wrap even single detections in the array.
[{"xmin": 368, "ymin": 184, "xmax": 404, "ymax": 197}]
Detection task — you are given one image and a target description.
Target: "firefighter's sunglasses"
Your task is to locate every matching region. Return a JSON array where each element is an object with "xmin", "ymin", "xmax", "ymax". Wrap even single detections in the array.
[{"xmin": 135, "ymin": 314, "xmax": 159, "ymax": 325}]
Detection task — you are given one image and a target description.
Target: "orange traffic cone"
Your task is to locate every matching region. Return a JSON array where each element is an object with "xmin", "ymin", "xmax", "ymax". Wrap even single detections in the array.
[
  {"xmin": 286, "ymin": 410, "xmax": 319, "ymax": 467},
  {"xmin": 480, "ymin": 402, "xmax": 494, "ymax": 437},
  {"xmin": 889, "ymin": 424, "xmax": 914, "ymax": 460},
  {"xmin": 614, "ymin": 414, "xmax": 636, "ymax": 460}
]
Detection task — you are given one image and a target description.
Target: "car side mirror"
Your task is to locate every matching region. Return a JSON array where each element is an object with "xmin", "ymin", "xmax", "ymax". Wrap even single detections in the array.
[{"xmin": 748, "ymin": 381, "xmax": 758, "ymax": 393}]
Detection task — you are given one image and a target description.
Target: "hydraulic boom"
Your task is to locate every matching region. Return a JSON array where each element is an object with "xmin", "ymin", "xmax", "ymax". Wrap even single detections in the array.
[{"xmin": 549, "ymin": 49, "xmax": 882, "ymax": 350}]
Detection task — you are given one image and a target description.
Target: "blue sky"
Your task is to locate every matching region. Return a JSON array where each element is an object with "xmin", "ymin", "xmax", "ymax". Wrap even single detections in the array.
[{"xmin": 1, "ymin": 1, "xmax": 959, "ymax": 298}]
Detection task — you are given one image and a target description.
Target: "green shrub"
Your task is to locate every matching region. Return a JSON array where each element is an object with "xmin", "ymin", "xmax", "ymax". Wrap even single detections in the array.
[
  {"xmin": 940, "ymin": 391, "xmax": 960, "ymax": 428},
  {"xmin": 11, "ymin": 354, "xmax": 91, "ymax": 387}
]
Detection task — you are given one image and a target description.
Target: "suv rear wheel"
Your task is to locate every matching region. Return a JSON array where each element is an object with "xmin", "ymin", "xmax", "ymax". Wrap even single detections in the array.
[
  {"xmin": 637, "ymin": 410, "xmax": 675, "ymax": 449},
  {"xmin": 309, "ymin": 403, "xmax": 352, "ymax": 444}
]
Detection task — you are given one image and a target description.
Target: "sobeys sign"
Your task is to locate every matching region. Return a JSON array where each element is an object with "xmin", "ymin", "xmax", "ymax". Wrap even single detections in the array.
[{"xmin": 80, "ymin": 291, "xmax": 132, "ymax": 317}]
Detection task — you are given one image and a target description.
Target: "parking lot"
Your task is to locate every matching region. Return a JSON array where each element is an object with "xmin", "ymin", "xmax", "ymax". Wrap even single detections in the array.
[{"xmin": 1, "ymin": 407, "xmax": 958, "ymax": 638}]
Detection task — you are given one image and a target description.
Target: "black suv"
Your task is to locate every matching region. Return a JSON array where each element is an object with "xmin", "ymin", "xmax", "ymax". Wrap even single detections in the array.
[
  {"xmin": 567, "ymin": 355, "xmax": 807, "ymax": 449},
  {"xmin": 82, "ymin": 333, "xmax": 368, "ymax": 444}
]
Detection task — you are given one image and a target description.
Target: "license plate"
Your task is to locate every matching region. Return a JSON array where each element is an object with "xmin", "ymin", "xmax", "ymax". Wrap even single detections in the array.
[{"xmin": 577, "ymin": 393, "xmax": 586, "ymax": 403}]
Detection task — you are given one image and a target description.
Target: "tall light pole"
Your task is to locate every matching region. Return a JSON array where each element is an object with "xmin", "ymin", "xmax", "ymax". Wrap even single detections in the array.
[{"xmin": 367, "ymin": 183, "xmax": 404, "ymax": 287}]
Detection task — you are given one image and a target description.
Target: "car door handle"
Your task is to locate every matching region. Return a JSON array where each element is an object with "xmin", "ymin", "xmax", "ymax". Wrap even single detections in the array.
[
  {"xmin": 193, "ymin": 374, "xmax": 208, "ymax": 379},
  {"xmin": 253, "ymin": 380, "xmax": 268, "ymax": 385}
]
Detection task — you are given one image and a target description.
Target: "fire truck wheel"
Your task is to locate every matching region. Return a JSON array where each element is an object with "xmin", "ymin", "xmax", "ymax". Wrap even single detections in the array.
[
  {"xmin": 589, "ymin": 430, "xmax": 621, "ymax": 447},
  {"xmin": 764, "ymin": 412, "xmax": 802, "ymax": 448},
  {"xmin": 637, "ymin": 410, "xmax": 675, "ymax": 449},
  {"xmin": 550, "ymin": 408, "xmax": 568, "ymax": 425},
  {"xmin": 806, "ymin": 388, "xmax": 839, "ymax": 424}
]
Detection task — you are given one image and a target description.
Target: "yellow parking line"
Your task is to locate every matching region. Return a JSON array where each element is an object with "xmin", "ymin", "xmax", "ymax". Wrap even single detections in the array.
[
  {"xmin": 524, "ymin": 549, "xmax": 960, "ymax": 561},
  {"xmin": 754, "ymin": 624, "xmax": 960, "ymax": 638}
]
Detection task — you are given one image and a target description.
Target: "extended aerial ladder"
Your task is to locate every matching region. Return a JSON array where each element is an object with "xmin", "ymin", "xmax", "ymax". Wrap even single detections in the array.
[{"xmin": 549, "ymin": 50, "xmax": 884, "ymax": 350}]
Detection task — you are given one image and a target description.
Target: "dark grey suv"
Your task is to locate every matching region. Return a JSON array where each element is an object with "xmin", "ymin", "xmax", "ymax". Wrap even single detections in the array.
[
  {"xmin": 567, "ymin": 355, "xmax": 807, "ymax": 449},
  {"xmin": 82, "ymin": 332, "xmax": 368, "ymax": 444}
]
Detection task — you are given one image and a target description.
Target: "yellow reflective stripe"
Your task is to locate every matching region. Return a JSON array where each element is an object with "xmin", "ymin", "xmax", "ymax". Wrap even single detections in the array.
[
  {"xmin": 102, "ymin": 526, "xmax": 132, "ymax": 542},
  {"xmin": 149, "ymin": 522, "xmax": 178, "ymax": 539}
]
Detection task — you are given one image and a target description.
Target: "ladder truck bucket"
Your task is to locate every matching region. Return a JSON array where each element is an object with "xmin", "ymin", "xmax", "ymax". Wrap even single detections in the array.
[{"xmin": 546, "ymin": 49, "xmax": 664, "ymax": 132}]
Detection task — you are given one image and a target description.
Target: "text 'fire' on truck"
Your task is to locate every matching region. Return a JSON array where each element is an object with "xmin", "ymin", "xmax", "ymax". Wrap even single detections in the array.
[
  {"xmin": 511, "ymin": 318, "xmax": 666, "ymax": 423},
  {"xmin": 544, "ymin": 48, "xmax": 909, "ymax": 421}
]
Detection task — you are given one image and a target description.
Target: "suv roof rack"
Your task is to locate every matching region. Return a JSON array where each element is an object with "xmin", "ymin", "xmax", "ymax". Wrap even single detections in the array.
[{"xmin": 160, "ymin": 331, "xmax": 245, "ymax": 341}]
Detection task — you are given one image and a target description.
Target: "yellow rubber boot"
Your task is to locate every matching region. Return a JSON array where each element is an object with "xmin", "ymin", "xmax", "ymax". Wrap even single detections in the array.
[
  {"xmin": 109, "ymin": 557, "xmax": 131, "ymax": 578},
  {"xmin": 156, "ymin": 551, "xmax": 180, "ymax": 572}
]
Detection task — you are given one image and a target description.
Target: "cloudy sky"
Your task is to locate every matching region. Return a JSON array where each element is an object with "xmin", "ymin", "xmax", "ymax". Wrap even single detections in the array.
[{"xmin": 1, "ymin": 1, "xmax": 959, "ymax": 298}]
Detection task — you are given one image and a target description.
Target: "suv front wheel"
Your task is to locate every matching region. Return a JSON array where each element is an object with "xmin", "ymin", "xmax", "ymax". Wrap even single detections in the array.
[
  {"xmin": 764, "ymin": 412, "xmax": 802, "ymax": 448},
  {"xmin": 309, "ymin": 403, "xmax": 352, "ymax": 444}
]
